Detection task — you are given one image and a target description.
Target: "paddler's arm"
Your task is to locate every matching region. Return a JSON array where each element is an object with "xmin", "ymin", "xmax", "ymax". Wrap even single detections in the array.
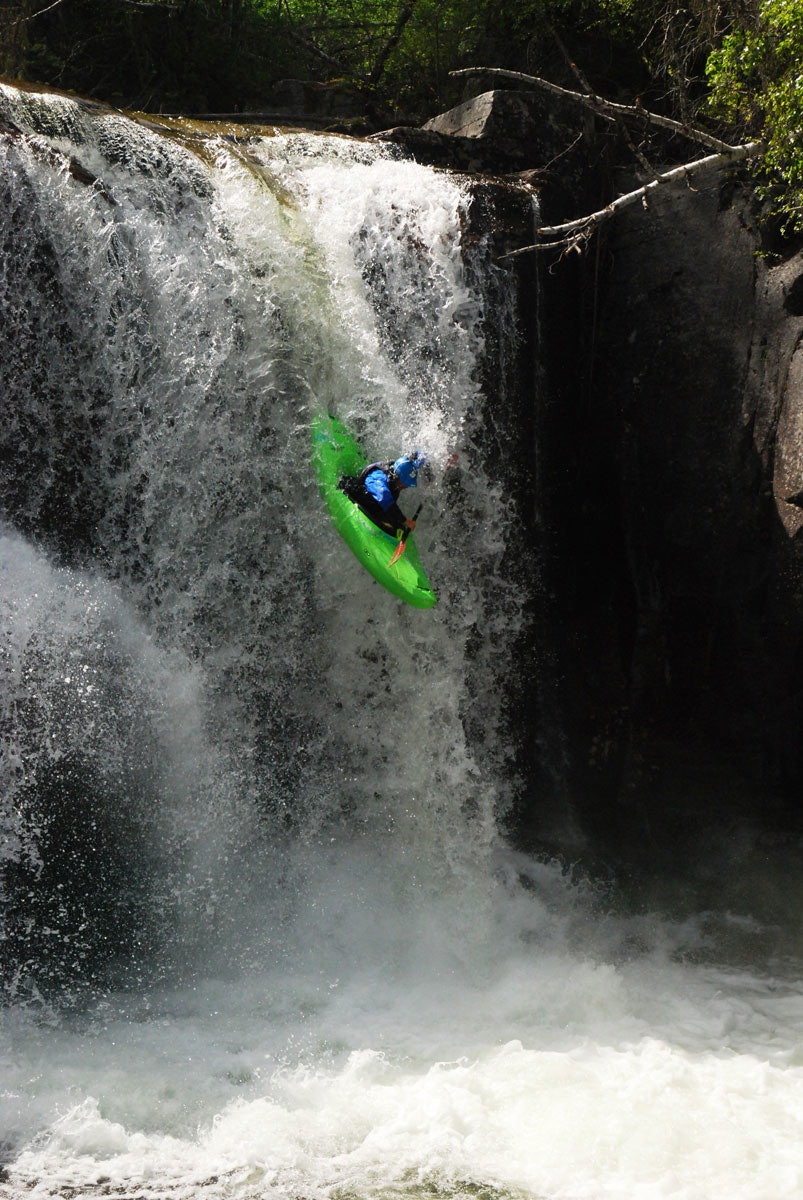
[{"xmin": 385, "ymin": 501, "xmax": 415, "ymax": 532}]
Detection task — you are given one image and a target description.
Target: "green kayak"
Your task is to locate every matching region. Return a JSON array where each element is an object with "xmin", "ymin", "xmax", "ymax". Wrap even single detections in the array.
[{"xmin": 311, "ymin": 414, "xmax": 438, "ymax": 609}]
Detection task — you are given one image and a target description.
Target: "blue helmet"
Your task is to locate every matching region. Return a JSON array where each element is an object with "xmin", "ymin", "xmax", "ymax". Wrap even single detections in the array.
[{"xmin": 392, "ymin": 451, "xmax": 428, "ymax": 487}]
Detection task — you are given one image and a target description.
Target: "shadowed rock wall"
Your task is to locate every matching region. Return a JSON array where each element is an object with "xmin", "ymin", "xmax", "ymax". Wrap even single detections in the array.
[
  {"xmin": 401, "ymin": 88, "xmax": 803, "ymax": 882},
  {"xmin": 535, "ymin": 167, "xmax": 803, "ymax": 881}
]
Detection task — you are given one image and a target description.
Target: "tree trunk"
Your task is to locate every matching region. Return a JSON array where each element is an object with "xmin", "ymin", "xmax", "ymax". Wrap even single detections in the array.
[
  {"xmin": 224, "ymin": 0, "xmax": 243, "ymax": 43},
  {"xmin": 368, "ymin": 0, "xmax": 416, "ymax": 87}
]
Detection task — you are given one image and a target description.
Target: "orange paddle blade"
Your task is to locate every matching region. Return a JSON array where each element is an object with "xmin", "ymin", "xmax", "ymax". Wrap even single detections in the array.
[
  {"xmin": 389, "ymin": 504, "xmax": 421, "ymax": 566},
  {"xmin": 389, "ymin": 538, "xmax": 407, "ymax": 566}
]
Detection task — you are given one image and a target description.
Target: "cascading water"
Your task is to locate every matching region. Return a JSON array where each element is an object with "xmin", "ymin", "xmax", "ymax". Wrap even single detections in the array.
[{"xmin": 2, "ymin": 83, "xmax": 803, "ymax": 1200}]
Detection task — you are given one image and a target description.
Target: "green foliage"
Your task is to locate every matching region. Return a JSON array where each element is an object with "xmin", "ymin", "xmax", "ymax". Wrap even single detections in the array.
[
  {"xmin": 273, "ymin": 0, "xmax": 520, "ymax": 112},
  {"xmin": 706, "ymin": 0, "xmax": 803, "ymax": 231},
  {"xmin": 13, "ymin": 0, "xmax": 664, "ymax": 120},
  {"xmin": 24, "ymin": 0, "xmax": 295, "ymax": 112},
  {"xmin": 7, "ymin": 0, "xmax": 803, "ymax": 232}
]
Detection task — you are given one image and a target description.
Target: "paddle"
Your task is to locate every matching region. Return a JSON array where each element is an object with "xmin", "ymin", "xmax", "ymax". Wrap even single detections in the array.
[{"xmin": 389, "ymin": 503, "xmax": 422, "ymax": 566}]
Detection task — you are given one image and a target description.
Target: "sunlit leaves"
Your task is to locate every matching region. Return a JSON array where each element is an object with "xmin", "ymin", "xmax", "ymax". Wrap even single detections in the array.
[{"xmin": 706, "ymin": 0, "xmax": 803, "ymax": 231}]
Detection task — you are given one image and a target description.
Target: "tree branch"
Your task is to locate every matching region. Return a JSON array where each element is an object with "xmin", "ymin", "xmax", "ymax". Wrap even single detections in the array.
[
  {"xmin": 5, "ymin": 0, "xmax": 178, "ymax": 24},
  {"xmin": 368, "ymin": 0, "xmax": 416, "ymax": 87},
  {"xmin": 450, "ymin": 66, "xmax": 737, "ymax": 154},
  {"xmin": 285, "ymin": 28, "xmax": 352, "ymax": 77},
  {"xmin": 4, "ymin": 0, "xmax": 68, "ymax": 27},
  {"xmin": 502, "ymin": 141, "xmax": 763, "ymax": 259},
  {"xmin": 552, "ymin": 29, "xmax": 657, "ymax": 179},
  {"xmin": 116, "ymin": 1, "xmax": 181, "ymax": 8}
]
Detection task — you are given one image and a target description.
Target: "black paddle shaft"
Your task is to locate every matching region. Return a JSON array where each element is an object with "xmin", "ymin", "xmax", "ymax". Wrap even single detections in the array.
[{"xmin": 401, "ymin": 502, "xmax": 423, "ymax": 543}]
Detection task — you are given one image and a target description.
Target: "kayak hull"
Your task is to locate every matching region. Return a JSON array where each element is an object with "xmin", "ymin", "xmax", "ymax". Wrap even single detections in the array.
[{"xmin": 311, "ymin": 415, "xmax": 438, "ymax": 609}]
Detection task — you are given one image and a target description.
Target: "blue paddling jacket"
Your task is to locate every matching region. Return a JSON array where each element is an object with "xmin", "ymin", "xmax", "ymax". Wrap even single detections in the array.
[
  {"xmin": 339, "ymin": 452, "xmax": 426, "ymax": 535},
  {"xmin": 360, "ymin": 462, "xmax": 408, "ymax": 530}
]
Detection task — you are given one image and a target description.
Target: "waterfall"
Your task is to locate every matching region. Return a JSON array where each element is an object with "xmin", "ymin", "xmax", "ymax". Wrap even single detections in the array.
[
  {"xmin": 2, "ymin": 84, "xmax": 803, "ymax": 1200},
  {"xmin": 0, "ymin": 83, "xmax": 532, "ymax": 996}
]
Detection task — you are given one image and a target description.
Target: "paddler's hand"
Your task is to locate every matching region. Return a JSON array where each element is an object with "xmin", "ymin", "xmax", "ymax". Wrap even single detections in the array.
[{"xmin": 404, "ymin": 518, "xmax": 416, "ymax": 531}]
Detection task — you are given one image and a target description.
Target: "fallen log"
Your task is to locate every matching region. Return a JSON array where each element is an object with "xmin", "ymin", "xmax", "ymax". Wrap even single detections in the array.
[{"xmin": 450, "ymin": 66, "xmax": 737, "ymax": 153}]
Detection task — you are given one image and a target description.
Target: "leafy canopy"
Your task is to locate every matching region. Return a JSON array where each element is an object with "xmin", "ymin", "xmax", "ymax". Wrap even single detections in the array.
[{"xmin": 706, "ymin": 0, "xmax": 803, "ymax": 231}]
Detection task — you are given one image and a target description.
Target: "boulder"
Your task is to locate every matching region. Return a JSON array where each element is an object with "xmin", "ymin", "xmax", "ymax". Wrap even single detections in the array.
[
  {"xmin": 377, "ymin": 88, "xmax": 586, "ymax": 177},
  {"xmin": 423, "ymin": 89, "xmax": 540, "ymax": 140},
  {"xmin": 749, "ymin": 253, "xmax": 803, "ymax": 536}
]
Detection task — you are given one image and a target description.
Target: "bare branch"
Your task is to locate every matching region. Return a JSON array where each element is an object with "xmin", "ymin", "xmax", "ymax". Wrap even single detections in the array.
[
  {"xmin": 29, "ymin": 0, "xmax": 67, "ymax": 16},
  {"xmin": 285, "ymin": 28, "xmax": 352, "ymax": 76},
  {"xmin": 4, "ymin": 0, "xmax": 68, "ymax": 28},
  {"xmin": 552, "ymin": 28, "xmax": 657, "ymax": 179},
  {"xmin": 450, "ymin": 66, "xmax": 737, "ymax": 154},
  {"xmin": 4, "ymin": 0, "xmax": 178, "ymax": 26},
  {"xmin": 501, "ymin": 141, "xmax": 764, "ymax": 259}
]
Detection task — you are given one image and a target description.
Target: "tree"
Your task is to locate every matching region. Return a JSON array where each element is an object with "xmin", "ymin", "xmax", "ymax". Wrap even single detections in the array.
[
  {"xmin": 276, "ymin": 0, "xmax": 489, "ymax": 114},
  {"xmin": 16, "ymin": 0, "xmax": 291, "ymax": 111},
  {"xmin": 706, "ymin": 0, "xmax": 803, "ymax": 233},
  {"xmin": 0, "ymin": 0, "xmax": 31, "ymax": 76}
]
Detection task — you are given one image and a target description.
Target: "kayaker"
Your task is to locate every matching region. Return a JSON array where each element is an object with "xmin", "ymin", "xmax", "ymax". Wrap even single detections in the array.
[{"xmin": 339, "ymin": 452, "xmax": 428, "ymax": 536}]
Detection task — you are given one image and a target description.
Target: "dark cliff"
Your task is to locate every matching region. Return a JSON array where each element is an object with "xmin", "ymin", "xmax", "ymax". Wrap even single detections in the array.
[
  {"xmin": 553, "ymin": 172, "xmax": 803, "ymax": 884},
  {"xmin": 389, "ymin": 89, "xmax": 803, "ymax": 891}
]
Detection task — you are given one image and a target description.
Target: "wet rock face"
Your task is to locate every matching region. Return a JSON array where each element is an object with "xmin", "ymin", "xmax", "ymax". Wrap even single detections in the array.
[
  {"xmin": 407, "ymin": 88, "xmax": 803, "ymax": 869},
  {"xmin": 753, "ymin": 256, "xmax": 803, "ymax": 536},
  {"xmin": 537, "ymin": 168, "xmax": 803, "ymax": 870}
]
